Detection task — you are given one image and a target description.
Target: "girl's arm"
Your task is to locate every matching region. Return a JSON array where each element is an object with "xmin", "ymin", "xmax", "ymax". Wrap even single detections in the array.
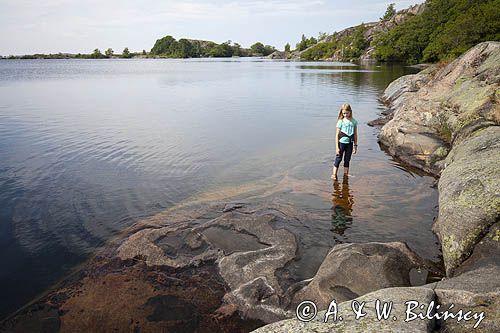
[
  {"xmin": 353, "ymin": 126, "xmax": 358, "ymax": 154},
  {"xmin": 335, "ymin": 127, "xmax": 340, "ymax": 155}
]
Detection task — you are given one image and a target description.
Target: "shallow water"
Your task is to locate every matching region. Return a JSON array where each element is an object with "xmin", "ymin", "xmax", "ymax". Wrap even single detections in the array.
[{"xmin": 0, "ymin": 58, "xmax": 438, "ymax": 319}]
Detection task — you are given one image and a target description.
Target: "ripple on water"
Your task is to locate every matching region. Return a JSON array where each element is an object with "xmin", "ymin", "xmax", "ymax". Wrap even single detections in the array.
[{"xmin": 0, "ymin": 59, "xmax": 433, "ymax": 320}]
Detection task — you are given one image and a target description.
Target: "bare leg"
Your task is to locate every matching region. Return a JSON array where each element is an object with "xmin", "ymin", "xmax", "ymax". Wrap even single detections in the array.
[
  {"xmin": 344, "ymin": 167, "xmax": 349, "ymax": 176},
  {"xmin": 331, "ymin": 166, "xmax": 338, "ymax": 180}
]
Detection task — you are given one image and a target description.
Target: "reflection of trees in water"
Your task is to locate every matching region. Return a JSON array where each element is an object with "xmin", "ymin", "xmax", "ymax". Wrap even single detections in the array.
[
  {"xmin": 298, "ymin": 64, "xmax": 418, "ymax": 94},
  {"xmin": 331, "ymin": 175, "xmax": 354, "ymax": 237}
]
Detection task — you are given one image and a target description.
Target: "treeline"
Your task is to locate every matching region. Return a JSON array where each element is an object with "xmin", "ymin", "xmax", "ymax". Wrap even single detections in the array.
[
  {"xmin": 373, "ymin": 0, "xmax": 500, "ymax": 63},
  {"xmin": 4, "ymin": 47, "xmax": 145, "ymax": 59},
  {"xmin": 300, "ymin": 25, "xmax": 367, "ymax": 61},
  {"xmin": 83, "ymin": 47, "xmax": 140, "ymax": 59},
  {"xmin": 150, "ymin": 36, "xmax": 276, "ymax": 58}
]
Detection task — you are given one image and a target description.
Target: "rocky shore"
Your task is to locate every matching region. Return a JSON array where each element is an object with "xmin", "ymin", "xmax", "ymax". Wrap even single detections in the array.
[
  {"xmin": 0, "ymin": 198, "xmax": 439, "ymax": 333},
  {"xmin": 1, "ymin": 42, "xmax": 498, "ymax": 333},
  {"xmin": 256, "ymin": 41, "xmax": 500, "ymax": 332}
]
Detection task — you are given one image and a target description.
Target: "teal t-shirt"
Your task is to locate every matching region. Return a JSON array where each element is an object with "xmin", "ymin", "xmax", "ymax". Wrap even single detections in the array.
[{"xmin": 337, "ymin": 118, "xmax": 358, "ymax": 144}]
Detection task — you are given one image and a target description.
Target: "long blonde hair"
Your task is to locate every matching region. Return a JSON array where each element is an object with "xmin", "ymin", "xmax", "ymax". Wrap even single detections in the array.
[{"xmin": 337, "ymin": 103, "xmax": 353, "ymax": 121}]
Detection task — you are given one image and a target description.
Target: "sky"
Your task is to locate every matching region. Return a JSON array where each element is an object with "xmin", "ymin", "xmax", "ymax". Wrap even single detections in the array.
[{"xmin": 0, "ymin": 0, "xmax": 421, "ymax": 55}]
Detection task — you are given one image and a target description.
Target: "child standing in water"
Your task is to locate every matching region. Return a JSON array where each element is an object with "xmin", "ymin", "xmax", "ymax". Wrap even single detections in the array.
[{"xmin": 332, "ymin": 103, "xmax": 358, "ymax": 180}]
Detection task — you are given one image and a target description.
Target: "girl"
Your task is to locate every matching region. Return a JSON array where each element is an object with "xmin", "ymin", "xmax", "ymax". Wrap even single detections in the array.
[{"xmin": 332, "ymin": 103, "xmax": 358, "ymax": 180}]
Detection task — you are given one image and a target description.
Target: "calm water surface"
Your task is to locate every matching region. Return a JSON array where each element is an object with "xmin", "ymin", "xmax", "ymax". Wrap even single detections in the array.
[{"xmin": 0, "ymin": 58, "xmax": 439, "ymax": 319}]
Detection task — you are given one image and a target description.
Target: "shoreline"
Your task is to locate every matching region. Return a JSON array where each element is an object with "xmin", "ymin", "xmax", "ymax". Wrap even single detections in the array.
[
  {"xmin": 0, "ymin": 63, "xmax": 445, "ymax": 332},
  {"xmin": 255, "ymin": 41, "xmax": 500, "ymax": 332}
]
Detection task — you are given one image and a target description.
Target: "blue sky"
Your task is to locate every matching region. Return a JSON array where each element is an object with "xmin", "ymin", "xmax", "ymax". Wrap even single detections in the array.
[{"xmin": 0, "ymin": 0, "xmax": 421, "ymax": 55}]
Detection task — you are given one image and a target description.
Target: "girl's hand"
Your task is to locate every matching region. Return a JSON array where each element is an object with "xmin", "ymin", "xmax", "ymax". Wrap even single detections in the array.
[
  {"xmin": 336, "ymin": 147, "xmax": 340, "ymax": 155},
  {"xmin": 353, "ymin": 146, "xmax": 357, "ymax": 154}
]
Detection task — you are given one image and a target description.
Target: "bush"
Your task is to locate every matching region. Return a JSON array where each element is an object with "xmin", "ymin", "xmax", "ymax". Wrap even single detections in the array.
[{"xmin": 373, "ymin": 0, "xmax": 500, "ymax": 64}]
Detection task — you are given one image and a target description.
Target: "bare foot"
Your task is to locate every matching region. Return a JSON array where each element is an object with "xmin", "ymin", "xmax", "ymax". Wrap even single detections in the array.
[{"xmin": 331, "ymin": 174, "xmax": 338, "ymax": 180}]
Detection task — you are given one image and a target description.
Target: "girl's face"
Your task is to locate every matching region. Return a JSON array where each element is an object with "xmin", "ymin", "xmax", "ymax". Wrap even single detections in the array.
[{"xmin": 342, "ymin": 109, "xmax": 351, "ymax": 118}]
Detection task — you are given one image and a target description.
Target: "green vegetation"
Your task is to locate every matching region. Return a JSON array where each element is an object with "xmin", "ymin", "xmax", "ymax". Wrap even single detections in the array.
[
  {"xmin": 2, "ymin": 47, "xmax": 145, "ymax": 59},
  {"xmin": 121, "ymin": 47, "xmax": 132, "ymax": 58},
  {"xmin": 300, "ymin": 24, "xmax": 367, "ymax": 61},
  {"xmin": 380, "ymin": 3, "xmax": 396, "ymax": 21},
  {"xmin": 284, "ymin": 43, "xmax": 291, "ymax": 52},
  {"xmin": 296, "ymin": 34, "xmax": 318, "ymax": 51},
  {"xmin": 373, "ymin": 0, "xmax": 500, "ymax": 64},
  {"xmin": 250, "ymin": 42, "xmax": 276, "ymax": 56},
  {"xmin": 150, "ymin": 35, "xmax": 274, "ymax": 58},
  {"xmin": 90, "ymin": 48, "xmax": 106, "ymax": 59}
]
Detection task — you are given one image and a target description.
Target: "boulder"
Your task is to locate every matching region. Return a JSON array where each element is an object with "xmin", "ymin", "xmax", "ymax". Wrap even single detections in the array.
[
  {"xmin": 252, "ymin": 286, "xmax": 436, "ymax": 333},
  {"xmin": 291, "ymin": 242, "xmax": 428, "ymax": 310},
  {"xmin": 431, "ymin": 223, "xmax": 500, "ymax": 333},
  {"xmin": 431, "ymin": 255, "xmax": 500, "ymax": 332},
  {"xmin": 433, "ymin": 126, "xmax": 500, "ymax": 275}
]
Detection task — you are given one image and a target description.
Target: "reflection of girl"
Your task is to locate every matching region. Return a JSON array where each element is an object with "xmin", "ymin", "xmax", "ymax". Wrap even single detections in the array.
[
  {"xmin": 332, "ymin": 103, "xmax": 358, "ymax": 180},
  {"xmin": 331, "ymin": 176, "xmax": 354, "ymax": 234}
]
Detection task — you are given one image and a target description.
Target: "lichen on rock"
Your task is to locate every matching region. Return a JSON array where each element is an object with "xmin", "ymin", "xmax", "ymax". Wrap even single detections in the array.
[{"xmin": 377, "ymin": 42, "xmax": 500, "ymax": 276}]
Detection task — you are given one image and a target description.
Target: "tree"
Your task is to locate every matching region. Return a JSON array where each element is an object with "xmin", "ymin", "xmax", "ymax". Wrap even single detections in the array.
[
  {"xmin": 284, "ymin": 43, "xmax": 291, "ymax": 52},
  {"xmin": 296, "ymin": 34, "xmax": 308, "ymax": 51},
  {"xmin": 381, "ymin": 3, "xmax": 396, "ymax": 21},
  {"xmin": 142, "ymin": 49, "xmax": 147, "ymax": 55},
  {"xmin": 318, "ymin": 32, "xmax": 328, "ymax": 41},
  {"xmin": 176, "ymin": 39, "xmax": 194, "ymax": 58},
  {"xmin": 250, "ymin": 42, "xmax": 266, "ymax": 55},
  {"xmin": 91, "ymin": 48, "xmax": 104, "ymax": 59},
  {"xmin": 296, "ymin": 34, "xmax": 317, "ymax": 51},
  {"xmin": 232, "ymin": 42, "xmax": 242, "ymax": 56},
  {"xmin": 151, "ymin": 35, "xmax": 177, "ymax": 55},
  {"xmin": 105, "ymin": 48, "xmax": 114, "ymax": 57},
  {"xmin": 250, "ymin": 42, "xmax": 276, "ymax": 56},
  {"xmin": 121, "ymin": 47, "xmax": 132, "ymax": 58}
]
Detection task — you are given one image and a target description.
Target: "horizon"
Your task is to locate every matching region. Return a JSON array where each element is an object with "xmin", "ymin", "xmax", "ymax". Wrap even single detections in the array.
[{"xmin": 1, "ymin": 0, "xmax": 421, "ymax": 56}]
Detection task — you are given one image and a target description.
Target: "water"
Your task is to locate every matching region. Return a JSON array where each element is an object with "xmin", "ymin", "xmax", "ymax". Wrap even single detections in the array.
[{"xmin": 0, "ymin": 58, "xmax": 439, "ymax": 319}]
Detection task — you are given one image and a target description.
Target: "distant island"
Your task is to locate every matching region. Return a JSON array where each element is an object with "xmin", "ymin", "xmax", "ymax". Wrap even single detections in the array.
[
  {"xmin": 0, "ymin": 39, "xmax": 277, "ymax": 60},
  {"xmin": 3, "ymin": 0, "xmax": 499, "ymax": 64}
]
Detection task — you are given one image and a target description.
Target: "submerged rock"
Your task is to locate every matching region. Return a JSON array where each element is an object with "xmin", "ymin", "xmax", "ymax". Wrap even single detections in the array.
[{"xmin": 0, "ymin": 202, "xmax": 324, "ymax": 331}]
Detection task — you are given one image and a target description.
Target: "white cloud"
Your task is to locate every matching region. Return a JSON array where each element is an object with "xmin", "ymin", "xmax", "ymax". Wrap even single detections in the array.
[{"xmin": 0, "ymin": 0, "xmax": 422, "ymax": 54}]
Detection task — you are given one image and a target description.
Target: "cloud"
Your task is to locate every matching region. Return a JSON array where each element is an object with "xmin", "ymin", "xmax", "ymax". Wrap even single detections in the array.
[{"xmin": 0, "ymin": 0, "xmax": 423, "ymax": 54}]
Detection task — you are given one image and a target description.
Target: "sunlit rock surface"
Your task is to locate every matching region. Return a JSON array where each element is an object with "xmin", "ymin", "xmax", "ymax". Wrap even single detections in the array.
[{"xmin": 378, "ymin": 42, "xmax": 500, "ymax": 275}]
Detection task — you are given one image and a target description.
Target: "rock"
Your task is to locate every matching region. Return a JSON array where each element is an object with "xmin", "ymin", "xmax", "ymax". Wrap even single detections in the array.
[
  {"xmin": 291, "ymin": 242, "xmax": 427, "ymax": 310},
  {"xmin": 117, "ymin": 205, "xmax": 299, "ymax": 323},
  {"xmin": 433, "ymin": 126, "xmax": 500, "ymax": 275},
  {"xmin": 3, "ymin": 201, "xmax": 329, "ymax": 331},
  {"xmin": 252, "ymin": 286, "xmax": 436, "ymax": 333},
  {"xmin": 378, "ymin": 42, "xmax": 500, "ymax": 276},
  {"xmin": 206, "ymin": 212, "xmax": 297, "ymax": 322},
  {"xmin": 367, "ymin": 114, "xmax": 392, "ymax": 126},
  {"xmin": 453, "ymin": 222, "xmax": 500, "ymax": 274},
  {"xmin": 379, "ymin": 42, "xmax": 500, "ymax": 176},
  {"xmin": 381, "ymin": 69, "xmax": 434, "ymax": 105},
  {"xmin": 267, "ymin": 51, "xmax": 286, "ymax": 59},
  {"xmin": 222, "ymin": 202, "xmax": 245, "ymax": 212},
  {"xmin": 431, "ymin": 262, "xmax": 500, "ymax": 333}
]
